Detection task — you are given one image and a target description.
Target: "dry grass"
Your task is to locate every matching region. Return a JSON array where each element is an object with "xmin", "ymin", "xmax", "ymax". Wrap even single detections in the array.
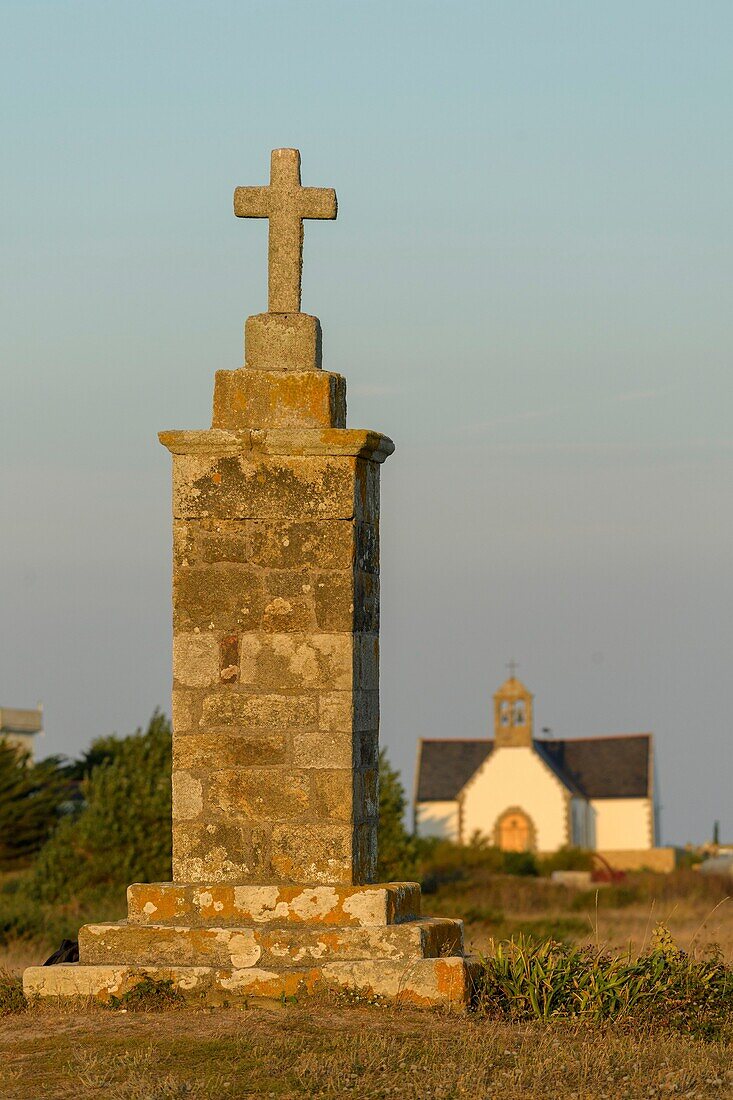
[
  {"xmin": 2, "ymin": 1002, "xmax": 732, "ymax": 1100},
  {"xmin": 426, "ymin": 870, "xmax": 733, "ymax": 960}
]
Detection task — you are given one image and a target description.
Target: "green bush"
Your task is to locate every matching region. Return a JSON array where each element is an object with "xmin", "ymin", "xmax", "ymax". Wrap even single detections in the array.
[
  {"xmin": 28, "ymin": 710, "xmax": 172, "ymax": 908},
  {"xmin": 376, "ymin": 749, "xmax": 426, "ymax": 881},
  {"xmin": 0, "ymin": 743, "xmax": 71, "ymax": 870},
  {"xmin": 476, "ymin": 925, "xmax": 733, "ymax": 1038},
  {"xmin": 419, "ymin": 837, "xmax": 540, "ymax": 893},
  {"xmin": 537, "ymin": 847, "xmax": 594, "ymax": 875},
  {"xmin": 0, "ymin": 712, "xmax": 171, "ymax": 946}
]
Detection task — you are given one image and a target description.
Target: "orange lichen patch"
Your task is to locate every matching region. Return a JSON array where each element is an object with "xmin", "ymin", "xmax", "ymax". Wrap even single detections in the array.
[{"xmin": 212, "ymin": 370, "xmax": 345, "ymax": 431}]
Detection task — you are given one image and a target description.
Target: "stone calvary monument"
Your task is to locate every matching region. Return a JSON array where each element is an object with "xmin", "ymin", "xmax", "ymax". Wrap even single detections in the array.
[{"xmin": 25, "ymin": 149, "xmax": 477, "ymax": 1007}]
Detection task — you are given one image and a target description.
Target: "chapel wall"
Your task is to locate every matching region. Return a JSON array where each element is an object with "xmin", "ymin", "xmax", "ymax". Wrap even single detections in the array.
[
  {"xmin": 591, "ymin": 797, "xmax": 654, "ymax": 850},
  {"xmin": 460, "ymin": 746, "xmax": 569, "ymax": 850},
  {"xmin": 415, "ymin": 800, "xmax": 459, "ymax": 841}
]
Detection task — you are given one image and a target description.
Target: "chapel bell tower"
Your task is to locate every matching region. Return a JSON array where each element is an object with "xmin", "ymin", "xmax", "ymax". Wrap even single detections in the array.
[{"xmin": 494, "ymin": 665, "xmax": 533, "ymax": 748}]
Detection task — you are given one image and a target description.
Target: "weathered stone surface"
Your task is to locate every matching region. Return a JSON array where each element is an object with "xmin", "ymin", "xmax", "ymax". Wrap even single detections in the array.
[
  {"xmin": 309, "ymin": 769, "xmax": 355, "ymax": 823},
  {"xmin": 270, "ymin": 822, "xmax": 356, "ymax": 884},
  {"xmin": 171, "ymin": 454, "xmax": 362, "ymax": 523},
  {"xmin": 171, "ymin": 689, "xmax": 203, "ymax": 733},
  {"xmin": 172, "ymin": 771, "xmax": 203, "ymax": 821},
  {"xmin": 173, "ymin": 633, "xmax": 220, "ymax": 688},
  {"xmin": 248, "ymin": 520, "xmax": 359, "ymax": 570},
  {"xmin": 238, "ymin": 634, "xmax": 352, "ymax": 692},
  {"xmin": 292, "ymin": 728, "xmax": 353, "ymax": 770},
  {"xmin": 78, "ymin": 917, "xmax": 463, "ymax": 968},
  {"xmin": 175, "ymin": 519, "xmax": 378, "ymax": 574},
  {"xmin": 312, "ymin": 570, "xmax": 379, "ymax": 632},
  {"xmin": 24, "ymin": 955, "xmax": 479, "ymax": 1008},
  {"xmin": 173, "ymin": 567, "xmax": 264, "ymax": 632},
  {"xmin": 211, "ymin": 768, "xmax": 311, "ymax": 820},
  {"xmin": 202, "ymin": 692, "xmax": 318, "ymax": 730},
  {"xmin": 233, "ymin": 149, "xmax": 336, "ymax": 315},
  {"xmin": 127, "ymin": 882, "xmax": 421, "ymax": 927},
  {"xmin": 213, "ymin": 368, "xmax": 346, "ymax": 429},
  {"xmin": 261, "ymin": 575, "xmax": 315, "ymax": 632},
  {"xmin": 243, "ymin": 312, "xmax": 323, "ymax": 371},
  {"xmin": 318, "ymin": 690, "xmax": 378, "ymax": 733},
  {"xmin": 172, "ymin": 822, "xmax": 267, "ymax": 883},
  {"xmin": 160, "ymin": 428, "xmax": 394, "ymax": 464},
  {"xmin": 173, "ymin": 731, "xmax": 288, "ymax": 771}
]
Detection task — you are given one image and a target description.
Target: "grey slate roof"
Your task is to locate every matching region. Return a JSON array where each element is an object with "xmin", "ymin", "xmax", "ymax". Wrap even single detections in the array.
[
  {"xmin": 416, "ymin": 734, "xmax": 651, "ymax": 801},
  {"xmin": 539, "ymin": 735, "xmax": 652, "ymax": 798},
  {"xmin": 415, "ymin": 740, "xmax": 492, "ymax": 801}
]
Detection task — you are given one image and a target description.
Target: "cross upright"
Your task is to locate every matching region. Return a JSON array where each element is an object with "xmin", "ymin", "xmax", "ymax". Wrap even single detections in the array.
[
  {"xmin": 234, "ymin": 148, "xmax": 337, "ymax": 314},
  {"xmin": 506, "ymin": 658, "xmax": 519, "ymax": 679}
]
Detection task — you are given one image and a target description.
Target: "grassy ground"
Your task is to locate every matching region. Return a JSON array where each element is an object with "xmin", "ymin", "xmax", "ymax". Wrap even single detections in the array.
[
  {"xmin": 2, "ymin": 872, "xmax": 731, "ymax": 1099},
  {"xmin": 2, "ymin": 1002, "xmax": 733, "ymax": 1100}
]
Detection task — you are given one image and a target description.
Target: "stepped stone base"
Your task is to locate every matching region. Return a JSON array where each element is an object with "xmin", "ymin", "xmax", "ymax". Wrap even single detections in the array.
[
  {"xmin": 24, "ymin": 881, "xmax": 478, "ymax": 1008},
  {"xmin": 24, "ymin": 956, "xmax": 480, "ymax": 1008}
]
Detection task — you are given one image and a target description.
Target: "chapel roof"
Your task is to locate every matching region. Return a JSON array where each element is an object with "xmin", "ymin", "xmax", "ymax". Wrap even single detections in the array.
[
  {"xmin": 415, "ymin": 739, "xmax": 492, "ymax": 802},
  {"xmin": 415, "ymin": 733, "xmax": 652, "ymax": 802},
  {"xmin": 539, "ymin": 734, "xmax": 652, "ymax": 799}
]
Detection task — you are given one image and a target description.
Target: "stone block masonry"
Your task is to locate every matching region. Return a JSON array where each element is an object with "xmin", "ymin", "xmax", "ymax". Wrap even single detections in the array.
[
  {"xmin": 163, "ymin": 426, "xmax": 388, "ymax": 887},
  {"xmin": 24, "ymin": 149, "xmax": 477, "ymax": 1009}
]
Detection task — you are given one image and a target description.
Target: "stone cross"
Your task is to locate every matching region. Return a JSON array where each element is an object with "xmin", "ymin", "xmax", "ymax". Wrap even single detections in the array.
[
  {"xmin": 23, "ymin": 149, "xmax": 477, "ymax": 1011},
  {"xmin": 234, "ymin": 148, "xmax": 337, "ymax": 313}
]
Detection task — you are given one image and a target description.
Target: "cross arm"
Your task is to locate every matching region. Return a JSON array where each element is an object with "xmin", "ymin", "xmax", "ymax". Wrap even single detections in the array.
[
  {"xmin": 234, "ymin": 186, "xmax": 270, "ymax": 218},
  {"xmin": 299, "ymin": 187, "xmax": 337, "ymax": 220}
]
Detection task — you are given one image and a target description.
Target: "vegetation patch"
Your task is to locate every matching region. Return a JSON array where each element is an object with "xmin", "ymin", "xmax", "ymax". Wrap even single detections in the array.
[
  {"xmin": 109, "ymin": 975, "xmax": 185, "ymax": 1012},
  {"xmin": 476, "ymin": 924, "xmax": 733, "ymax": 1038},
  {"xmin": 0, "ymin": 969, "xmax": 26, "ymax": 1016}
]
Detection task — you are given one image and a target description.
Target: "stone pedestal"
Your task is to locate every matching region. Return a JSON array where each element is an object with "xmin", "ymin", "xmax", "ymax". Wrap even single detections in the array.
[{"xmin": 24, "ymin": 307, "xmax": 477, "ymax": 1008}]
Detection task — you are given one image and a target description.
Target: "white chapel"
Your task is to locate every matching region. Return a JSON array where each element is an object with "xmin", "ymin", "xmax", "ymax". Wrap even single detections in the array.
[{"xmin": 414, "ymin": 674, "xmax": 659, "ymax": 859}]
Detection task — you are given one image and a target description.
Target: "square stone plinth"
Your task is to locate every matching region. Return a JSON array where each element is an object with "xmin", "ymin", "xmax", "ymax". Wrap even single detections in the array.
[{"xmin": 212, "ymin": 369, "xmax": 346, "ymax": 430}]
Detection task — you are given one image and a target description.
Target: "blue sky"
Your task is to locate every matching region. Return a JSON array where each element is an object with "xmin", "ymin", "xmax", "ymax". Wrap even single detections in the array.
[{"xmin": 1, "ymin": 1, "xmax": 732, "ymax": 843}]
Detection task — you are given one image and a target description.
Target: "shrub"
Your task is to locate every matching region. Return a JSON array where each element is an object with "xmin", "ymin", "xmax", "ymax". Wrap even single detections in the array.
[
  {"xmin": 0, "ymin": 713, "xmax": 172, "ymax": 946},
  {"xmin": 419, "ymin": 838, "xmax": 540, "ymax": 893},
  {"xmin": 377, "ymin": 749, "xmax": 425, "ymax": 881},
  {"xmin": 537, "ymin": 847, "xmax": 594, "ymax": 875},
  {"xmin": 28, "ymin": 711, "xmax": 172, "ymax": 908},
  {"xmin": 0, "ymin": 743, "xmax": 71, "ymax": 870},
  {"xmin": 475, "ymin": 924, "xmax": 733, "ymax": 1038}
]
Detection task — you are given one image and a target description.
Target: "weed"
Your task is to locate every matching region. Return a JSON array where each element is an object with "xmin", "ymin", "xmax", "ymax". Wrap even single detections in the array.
[
  {"xmin": 0, "ymin": 968, "xmax": 26, "ymax": 1016},
  {"xmin": 109, "ymin": 975, "xmax": 185, "ymax": 1012}
]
